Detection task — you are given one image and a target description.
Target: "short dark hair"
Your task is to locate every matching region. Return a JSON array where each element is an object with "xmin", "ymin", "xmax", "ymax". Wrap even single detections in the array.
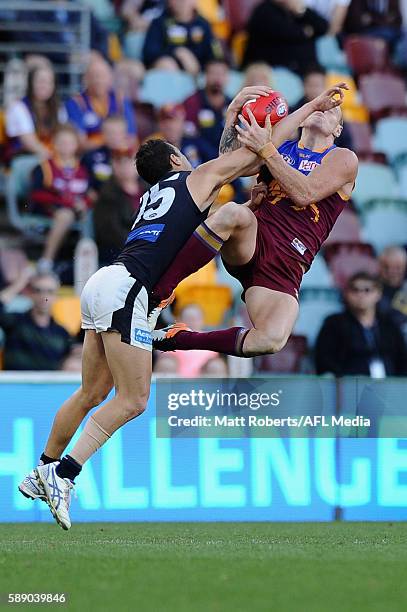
[
  {"xmin": 135, "ymin": 139, "xmax": 178, "ymax": 185},
  {"xmin": 346, "ymin": 271, "xmax": 382, "ymax": 290}
]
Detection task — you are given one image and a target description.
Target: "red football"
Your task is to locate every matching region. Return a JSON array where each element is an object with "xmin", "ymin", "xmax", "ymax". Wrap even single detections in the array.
[{"xmin": 242, "ymin": 91, "xmax": 289, "ymax": 127}]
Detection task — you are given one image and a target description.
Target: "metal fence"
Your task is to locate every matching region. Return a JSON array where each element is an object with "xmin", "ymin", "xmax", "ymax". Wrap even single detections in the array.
[{"xmin": 0, "ymin": 1, "xmax": 91, "ymax": 96}]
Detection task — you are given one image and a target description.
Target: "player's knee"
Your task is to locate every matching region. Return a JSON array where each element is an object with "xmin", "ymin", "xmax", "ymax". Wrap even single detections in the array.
[
  {"xmin": 212, "ymin": 202, "xmax": 248, "ymax": 234},
  {"xmin": 260, "ymin": 330, "xmax": 289, "ymax": 355},
  {"xmin": 119, "ymin": 396, "xmax": 148, "ymax": 421}
]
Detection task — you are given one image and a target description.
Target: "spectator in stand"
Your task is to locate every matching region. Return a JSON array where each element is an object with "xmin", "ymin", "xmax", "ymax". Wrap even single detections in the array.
[
  {"xmin": 5, "ymin": 64, "xmax": 64, "ymax": 160},
  {"xmin": 93, "ymin": 146, "xmax": 143, "ymax": 265},
  {"xmin": 30, "ymin": 124, "xmax": 91, "ymax": 272},
  {"xmin": 148, "ymin": 104, "xmax": 214, "ymax": 167},
  {"xmin": 65, "ymin": 54, "xmax": 137, "ymax": 150},
  {"xmin": 142, "ymin": 0, "xmax": 223, "ymax": 75},
  {"xmin": 183, "ymin": 59, "xmax": 231, "ymax": 155},
  {"xmin": 344, "ymin": 0, "xmax": 402, "ymax": 49},
  {"xmin": 243, "ymin": 0, "xmax": 328, "ymax": 75},
  {"xmin": 305, "ymin": 0, "xmax": 350, "ymax": 35},
  {"xmin": 378, "ymin": 246, "xmax": 407, "ymax": 340},
  {"xmin": 242, "ymin": 63, "xmax": 274, "ymax": 88},
  {"xmin": 315, "ymin": 272, "xmax": 407, "ymax": 377},
  {"xmin": 292, "ymin": 65, "xmax": 353, "ymax": 149},
  {"xmin": 121, "ymin": 0, "xmax": 165, "ymax": 59},
  {"xmin": 153, "ymin": 352, "xmax": 180, "ymax": 375},
  {"xmin": 0, "ymin": 270, "xmax": 72, "ymax": 371},
  {"xmin": 172, "ymin": 304, "xmax": 219, "ymax": 377},
  {"xmin": 81, "ymin": 115, "xmax": 129, "ymax": 194}
]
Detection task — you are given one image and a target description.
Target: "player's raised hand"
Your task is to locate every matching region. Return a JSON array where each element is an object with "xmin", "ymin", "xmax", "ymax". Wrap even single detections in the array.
[
  {"xmin": 235, "ymin": 109, "xmax": 273, "ymax": 153},
  {"xmin": 312, "ymin": 83, "xmax": 349, "ymax": 112},
  {"xmin": 227, "ymin": 86, "xmax": 273, "ymax": 119}
]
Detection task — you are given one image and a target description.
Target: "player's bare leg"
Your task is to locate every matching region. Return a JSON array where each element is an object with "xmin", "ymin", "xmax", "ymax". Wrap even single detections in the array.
[
  {"xmin": 36, "ymin": 332, "xmax": 151, "ymax": 529},
  {"xmin": 18, "ymin": 330, "xmax": 113, "ymax": 502},
  {"xmin": 44, "ymin": 330, "xmax": 114, "ymax": 460},
  {"xmin": 241, "ymin": 286, "xmax": 299, "ymax": 356}
]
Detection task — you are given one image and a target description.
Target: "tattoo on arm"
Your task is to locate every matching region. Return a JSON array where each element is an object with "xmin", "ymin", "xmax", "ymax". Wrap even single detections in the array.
[{"xmin": 219, "ymin": 125, "xmax": 240, "ymax": 154}]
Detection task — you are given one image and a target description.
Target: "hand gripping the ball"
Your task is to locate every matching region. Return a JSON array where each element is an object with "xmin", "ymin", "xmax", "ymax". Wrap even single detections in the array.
[
  {"xmin": 235, "ymin": 108, "xmax": 273, "ymax": 154},
  {"xmin": 226, "ymin": 86, "xmax": 274, "ymax": 122}
]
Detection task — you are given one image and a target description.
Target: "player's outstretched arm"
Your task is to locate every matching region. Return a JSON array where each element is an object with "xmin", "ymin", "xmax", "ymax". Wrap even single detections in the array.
[
  {"xmin": 236, "ymin": 108, "xmax": 358, "ymax": 207},
  {"xmin": 187, "ymin": 146, "xmax": 260, "ymax": 211},
  {"xmin": 271, "ymin": 83, "xmax": 349, "ymax": 149}
]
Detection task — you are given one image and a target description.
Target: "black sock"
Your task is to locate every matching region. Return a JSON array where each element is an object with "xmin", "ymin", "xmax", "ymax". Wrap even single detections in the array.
[
  {"xmin": 56, "ymin": 455, "xmax": 82, "ymax": 482},
  {"xmin": 39, "ymin": 452, "xmax": 58, "ymax": 465}
]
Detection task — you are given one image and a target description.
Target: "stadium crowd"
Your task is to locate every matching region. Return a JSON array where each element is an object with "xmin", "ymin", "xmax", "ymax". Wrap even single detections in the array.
[{"xmin": 0, "ymin": 0, "xmax": 407, "ymax": 377}]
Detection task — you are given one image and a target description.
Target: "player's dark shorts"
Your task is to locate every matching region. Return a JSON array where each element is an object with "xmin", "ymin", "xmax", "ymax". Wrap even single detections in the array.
[{"xmin": 223, "ymin": 223, "xmax": 304, "ymax": 301}]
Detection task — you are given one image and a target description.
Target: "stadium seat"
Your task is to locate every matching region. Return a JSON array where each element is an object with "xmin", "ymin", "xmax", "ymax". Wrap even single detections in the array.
[
  {"xmin": 301, "ymin": 254, "xmax": 334, "ymax": 289},
  {"xmin": 223, "ymin": 0, "xmax": 262, "ymax": 32},
  {"xmin": 352, "ymin": 162, "xmax": 399, "ymax": 210},
  {"xmin": 344, "ymin": 36, "xmax": 388, "ymax": 75},
  {"xmin": 359, "ymin": 73, "xmax": 407, "ymax": 120},
  {"xmin": 255, "ymin": 334, "xmax": 308, "ymax": 374},
  {"xmin": 347, "ymin": 122, "xmax": 373, "ymax": 154},
  {"xmin": 362, "ymin": 199, "xmax": 407, "ymax": 251},
  {"xmin": 373, "ymin": 117, "xmax": 407, "ymax": 164},
  {"xmin": 324, "ymin": 242, "xmax": 378, "ymax": 289},
  {"xmin": 52, "ymin": 294, "xmax": 81, "ymax": 336},
  {"xmin": 272, "ymin": 67, "xmax": 303, "ymax": 108},
  {"xmin": 174, "ymin": 285, "xmax": 233, "ymax": 326},
  {"xmin": 397, "ymin": 160, "xmax": 407, "ymax": 196},
  {"xmin": 317, "ymin": 36, "xmax": 349, "ymax": 73},
  {"xmin": 324, "ymin": 208, "xmax": 362, "ymax": 245},
  {"xmin": 294, "ymin": 290, "xmax": 342, "ymax": 346},
  {"xmin": 139, "ymin": 70, "xmax": 196, "ymax": 106}
]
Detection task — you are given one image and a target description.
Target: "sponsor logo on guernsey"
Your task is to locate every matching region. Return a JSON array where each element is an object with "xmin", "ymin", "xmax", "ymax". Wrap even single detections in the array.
[
  {"xmin": 299, "ymin": 159, "xmax": 318, "ymax": 172},
  {"xmin": 282, "ymin": 154, "xmax": 295, "ymax": 166},
  {"xmin": 125, "ymin": 223, "xmax": 165, "ymax": 244},
  {"xmin": 291, "ymin": 237, "xmax": 307, "ymax": 256},
  {"xmin": 134, "ymin": 328, "xmax": 152, "ymax": 346}
]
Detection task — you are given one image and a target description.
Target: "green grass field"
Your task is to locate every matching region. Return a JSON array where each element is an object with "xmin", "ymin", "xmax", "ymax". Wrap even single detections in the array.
[{"xmin": 0, "ymin": 522, "xmax": 406, "ymax": 612}]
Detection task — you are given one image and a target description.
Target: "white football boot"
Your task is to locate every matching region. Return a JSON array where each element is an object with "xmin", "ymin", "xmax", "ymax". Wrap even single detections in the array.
[
  {"xmin": 18, "ymin": 469, "xmax": 46, "ymax": 501},
  {"xmin": 35, "ymin": 462, "xmax": 75, "ymax": 530}
]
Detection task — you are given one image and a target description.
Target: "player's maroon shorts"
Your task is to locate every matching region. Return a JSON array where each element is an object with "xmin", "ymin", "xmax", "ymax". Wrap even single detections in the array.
[{"xmin": 223, "ymin": 222, "xmax": 304, "ymax": 301}]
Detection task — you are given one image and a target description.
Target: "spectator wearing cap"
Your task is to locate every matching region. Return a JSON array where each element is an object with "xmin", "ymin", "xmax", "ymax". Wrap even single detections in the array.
[
  {"xmin": 93, "ymin": 146, "xmax": 143, "ymax": 265},
  {"xmin": 243, "ymin": 0, "xmax": 328, "ymax": 76},
  {"xmin": 0, "ymin": 270, "xmax": 72, "ymax": 371},
  {"xmin": 147, "ymin": 103, "xmax": 214, "ymax": 167},
  {"xmin": 29, "ymin": 124, "xmax": 92, "ymax": 273},
  {"xmin": 81, "ymin": 115, "xmax": 129, "ymax": 194},
  {"xmin": 65, "ymin": 54, "xmax": 137, "ymax": 150},
  {"xmin": 183, "ymin": 59, "xmax": 231, "ymax": 155},
  {"xmin": 291, "ymin": 65, "xmax": 353, "ymax": 149},
  {"xmin": 142, "ymin": 0, "xmax": 222, "ymax": 75},
  {"xmin": 378, "ymin": 246, "xmax": 407, "ymax": 341},
  {"xmin": 315, "ymin": 271, "xmax": 407, "ymax": 377}
]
